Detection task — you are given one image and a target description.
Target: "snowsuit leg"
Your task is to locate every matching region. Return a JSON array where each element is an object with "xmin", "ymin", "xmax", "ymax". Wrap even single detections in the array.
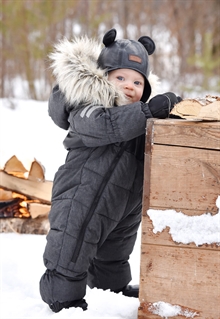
[
  {"xmin": 87, "ymin": 200, "xmax": 142, "ymax": 291},
  {"xmin": 40, "ymin": 143, "xmax": 144, "ymax": 306},
  {"xmin": 40, "ymin": 269, "xmax": 87, "ymax": 307},
  {"xmin": 40, "ymin": 202, "xmax": 141, "ymax": 305}
]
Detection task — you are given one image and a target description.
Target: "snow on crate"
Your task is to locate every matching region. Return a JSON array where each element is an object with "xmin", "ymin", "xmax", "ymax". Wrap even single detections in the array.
[
  {"xmin": 147, "ymin": 195, "xmax": 220, "ymax": 246},
  {"xmin": 148, "ymin": 301, "xmax": 199, "ymax": 318}
]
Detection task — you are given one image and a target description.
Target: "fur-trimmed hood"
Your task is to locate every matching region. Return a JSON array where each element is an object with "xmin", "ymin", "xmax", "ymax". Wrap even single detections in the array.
[{"xmin": 49, "ymin": 36, "xmax": 159, "ymax": 107}]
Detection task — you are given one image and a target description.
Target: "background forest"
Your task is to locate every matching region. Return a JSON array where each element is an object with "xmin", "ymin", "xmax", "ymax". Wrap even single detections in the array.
[{"xmin": 1, "ymin": 0, "xmax": 220, "ymax": 100}]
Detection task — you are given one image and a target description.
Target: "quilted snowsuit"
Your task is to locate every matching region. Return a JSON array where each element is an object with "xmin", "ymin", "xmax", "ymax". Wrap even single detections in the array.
[{"xmin": 40, "ymin": 37, "xmax": 156, "ymax": 306}]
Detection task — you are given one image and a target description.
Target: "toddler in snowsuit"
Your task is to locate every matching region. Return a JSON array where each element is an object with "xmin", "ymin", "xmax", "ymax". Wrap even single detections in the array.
[{"xmin": 39, "ymin": 28, "xmax": 181, "ymax": 313}]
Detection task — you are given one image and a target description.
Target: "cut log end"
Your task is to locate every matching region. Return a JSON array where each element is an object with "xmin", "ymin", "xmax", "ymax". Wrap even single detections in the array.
[
  {"xmin": 28, "ymin": 159, "xmax": 45, "ymax": 182},
  {"xmin": 4, "ymin": 155, "xmax": 28, "ymax": 178}
]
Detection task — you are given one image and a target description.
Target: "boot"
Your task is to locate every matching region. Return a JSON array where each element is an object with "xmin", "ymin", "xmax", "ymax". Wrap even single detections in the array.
[
  {"xmin": 112, "ymin": 284, "xmax": 139, "ymax": 298},
  {"xmin": 122, "ymin": 284, "xmax": 139, "ymax": 298},
  {"xmin": 49, "ymin": 298, "xmax": 88, "ymax": 313}
]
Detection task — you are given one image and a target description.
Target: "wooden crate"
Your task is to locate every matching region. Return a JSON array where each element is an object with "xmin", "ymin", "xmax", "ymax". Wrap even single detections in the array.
[{"xmin": 138, "ymin": 119, "xmax": 220, "ymax": 319}]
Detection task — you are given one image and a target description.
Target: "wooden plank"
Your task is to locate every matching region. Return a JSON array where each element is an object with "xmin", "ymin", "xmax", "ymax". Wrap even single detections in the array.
[
  {"xmin": 143, "ymin": 120, "xmax": 154, "ymax": 214},
  {"xmin": 138, "ymin": 244, "xmax": 220, "ymax": 319},
  {"xmin": 143, "ymin": 144, "xmax": 220, "ymax": 212},
  {"xmin": 146, "ymin": 119, "xmax": 220, "ymax": 149},
  {"xmin": 141, "ymin": 215, "xmax": 220, "ymax": 251}
]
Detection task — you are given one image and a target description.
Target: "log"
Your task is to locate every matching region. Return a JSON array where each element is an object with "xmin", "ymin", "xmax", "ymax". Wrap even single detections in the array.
[
  {"xmin": 0, "ymin": 215, "xmax": 50, "ymax": 234},
  {"xmin": 0, "ymin": 198, "xmax": 23, "ymax": 218},
  {"xmin": 170, "ymin": 95, "xmax": 220, "ymax": 120},
  {"xmin": 28, "ymin": 159, "xmax": 45, "ymax": 182},
  {"xmin": 28, "ymin": 202, "xmax": 50, "ymax": 219},
  {"xmin": 0, "ymin": 170, "xmax": 52, "ymax": 204},
  {"xmin": 3, "ymin": 155, "xmax": 28, "ymax": 178},
  {"xmin": 0, "ymin": 188, "xmax": 13, "ymax": 200},
  {"xmin": 197, "ymin": 100, "xmax": 220, "ymax": 120}
]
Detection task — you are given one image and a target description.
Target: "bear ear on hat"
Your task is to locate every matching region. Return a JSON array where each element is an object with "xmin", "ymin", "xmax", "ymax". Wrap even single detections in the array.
[
  {"xmin": 138, "ymin": 36, "xmax": 155, "ymax": 55},
  {"xmin": 103, "ymin": 28, "xmax": 117, "ymax": 47}
]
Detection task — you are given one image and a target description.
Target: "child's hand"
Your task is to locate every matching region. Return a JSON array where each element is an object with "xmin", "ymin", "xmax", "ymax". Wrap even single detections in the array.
[{"xmin": 148, "ymin": 92, "xmax": 182, "ymax": 118}]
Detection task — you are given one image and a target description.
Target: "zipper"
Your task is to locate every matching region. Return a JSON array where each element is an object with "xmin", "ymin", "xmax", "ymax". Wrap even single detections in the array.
[{"xmin": 71, "ymin": 145, "xmax": 126, "ymax": 263}]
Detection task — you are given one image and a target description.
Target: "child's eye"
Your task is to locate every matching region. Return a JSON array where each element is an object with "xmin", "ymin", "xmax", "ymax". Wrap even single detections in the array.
[
  {"xmin": 117, "ymin": 76, "xmax": 124, "ymax": 81},
  {"xmin": 134, "ymin": 81, "xmax": 142, "ymax": 85}
]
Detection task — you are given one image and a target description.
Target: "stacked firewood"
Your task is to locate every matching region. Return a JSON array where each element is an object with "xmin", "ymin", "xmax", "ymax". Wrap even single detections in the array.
[
  {"xmin": 170, "ymin": 95, "xmax": 220, "ymax": 120},
  {"xmin": 0, "ymin": 156, "xmax": 52, "ymax": 234}
]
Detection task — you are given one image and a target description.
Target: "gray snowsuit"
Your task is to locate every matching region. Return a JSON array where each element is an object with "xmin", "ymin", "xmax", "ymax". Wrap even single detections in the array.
[{"xmin": 40, "ymin": 36, "xmax": 156, "ymax": 306}]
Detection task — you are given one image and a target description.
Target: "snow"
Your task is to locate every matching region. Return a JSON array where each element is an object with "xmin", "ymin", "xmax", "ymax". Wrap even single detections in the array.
[
  {"xmin": 0, "ymin": 232, "xmax": 140, "ymax": 318},
  {"xmin": 0, "ymin": 98, "xmax": 140, "ymax": 318},
  {"xmin": 148, "ymin": 301, "xmax": 199, "ymax": 318},
  {"xmin": 147, "ymin": 196, "xmax": 220, "ymax": 246},
  {"xmin": 0, "ymin": 98, "xmax": 67, "ymax": 180}
]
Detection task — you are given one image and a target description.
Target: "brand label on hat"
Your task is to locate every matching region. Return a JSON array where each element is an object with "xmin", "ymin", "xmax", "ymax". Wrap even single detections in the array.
[{"xmin": 129, "ymin": 55, "xmax": 142, "ymax": 63}]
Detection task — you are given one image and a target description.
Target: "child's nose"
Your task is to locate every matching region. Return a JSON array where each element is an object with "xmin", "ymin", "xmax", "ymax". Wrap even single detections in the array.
[{"xmin": 124, "ymin": 81, "xmax": 134, "ymax": 90}]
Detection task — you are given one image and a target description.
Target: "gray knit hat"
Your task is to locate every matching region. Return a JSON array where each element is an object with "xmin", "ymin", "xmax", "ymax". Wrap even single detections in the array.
[{"xmin": 98, "ymin": 29, "xmax": 155, "ymax": 102}]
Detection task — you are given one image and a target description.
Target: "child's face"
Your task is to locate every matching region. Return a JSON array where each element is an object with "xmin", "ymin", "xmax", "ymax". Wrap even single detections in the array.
[{"xmin": 108, "ymin": 68, "xmax": 144, "ymax": 103}]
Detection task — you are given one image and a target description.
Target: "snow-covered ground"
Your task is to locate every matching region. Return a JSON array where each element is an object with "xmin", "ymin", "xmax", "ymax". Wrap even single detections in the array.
[
  {"xmin": 0, "ymin": 232, "xmax": 140, "ymax": 319},
  {"xmin": 0, "ymin": 98, "xmax": 140, "ymax": 318}
]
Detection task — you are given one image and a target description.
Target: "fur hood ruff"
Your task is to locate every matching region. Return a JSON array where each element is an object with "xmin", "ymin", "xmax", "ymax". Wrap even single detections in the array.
[{"xmin": 49, "ymin": 36, "xmax": 159, "ymax": 107}]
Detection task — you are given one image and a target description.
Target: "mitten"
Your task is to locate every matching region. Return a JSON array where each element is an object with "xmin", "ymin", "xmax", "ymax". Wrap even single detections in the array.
[
  {"xmin": 50, "ymin": 298, "xmax": 88, "ymax": 313},
  {"xmin": 148, "ymin": 92, "xmax": 182, "ymax": 119}
]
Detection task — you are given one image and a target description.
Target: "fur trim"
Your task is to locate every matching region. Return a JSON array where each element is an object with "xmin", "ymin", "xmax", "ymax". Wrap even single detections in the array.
[
  {"xmin": 49, "ymin": 37, "xmax": 127, "ymax": 107},
  {"xmin": 49, "ymin": 36, "xmax": 159, "ymax": 107},
  {"xmin": 148, "ymin": 72, "xmax": 160, "ymax": 100}
]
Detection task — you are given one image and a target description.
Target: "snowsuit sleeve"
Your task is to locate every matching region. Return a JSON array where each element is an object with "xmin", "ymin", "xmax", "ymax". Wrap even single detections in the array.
[
  {"xmin": 68, "ymin": 103, "xmax": 152, "ymax": 147},
  {"xmin": 48, "ymin": 85, "xmax": 70, "ymax": 130},
  {"xmin": 49, "ymin": 86, "xmax": 153, "ymax": 148}
]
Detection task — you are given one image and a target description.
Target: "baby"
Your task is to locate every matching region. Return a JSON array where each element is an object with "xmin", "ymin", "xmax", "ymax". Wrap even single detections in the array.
[{"xmin": 40, "ymin": 28, "xmax": 181, "ymax": 313}]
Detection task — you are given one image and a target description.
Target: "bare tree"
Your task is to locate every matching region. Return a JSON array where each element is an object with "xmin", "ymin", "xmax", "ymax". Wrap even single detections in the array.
[{"xmin": 0, "ymin": 0, "xmax": 219, "ymax": 100}]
